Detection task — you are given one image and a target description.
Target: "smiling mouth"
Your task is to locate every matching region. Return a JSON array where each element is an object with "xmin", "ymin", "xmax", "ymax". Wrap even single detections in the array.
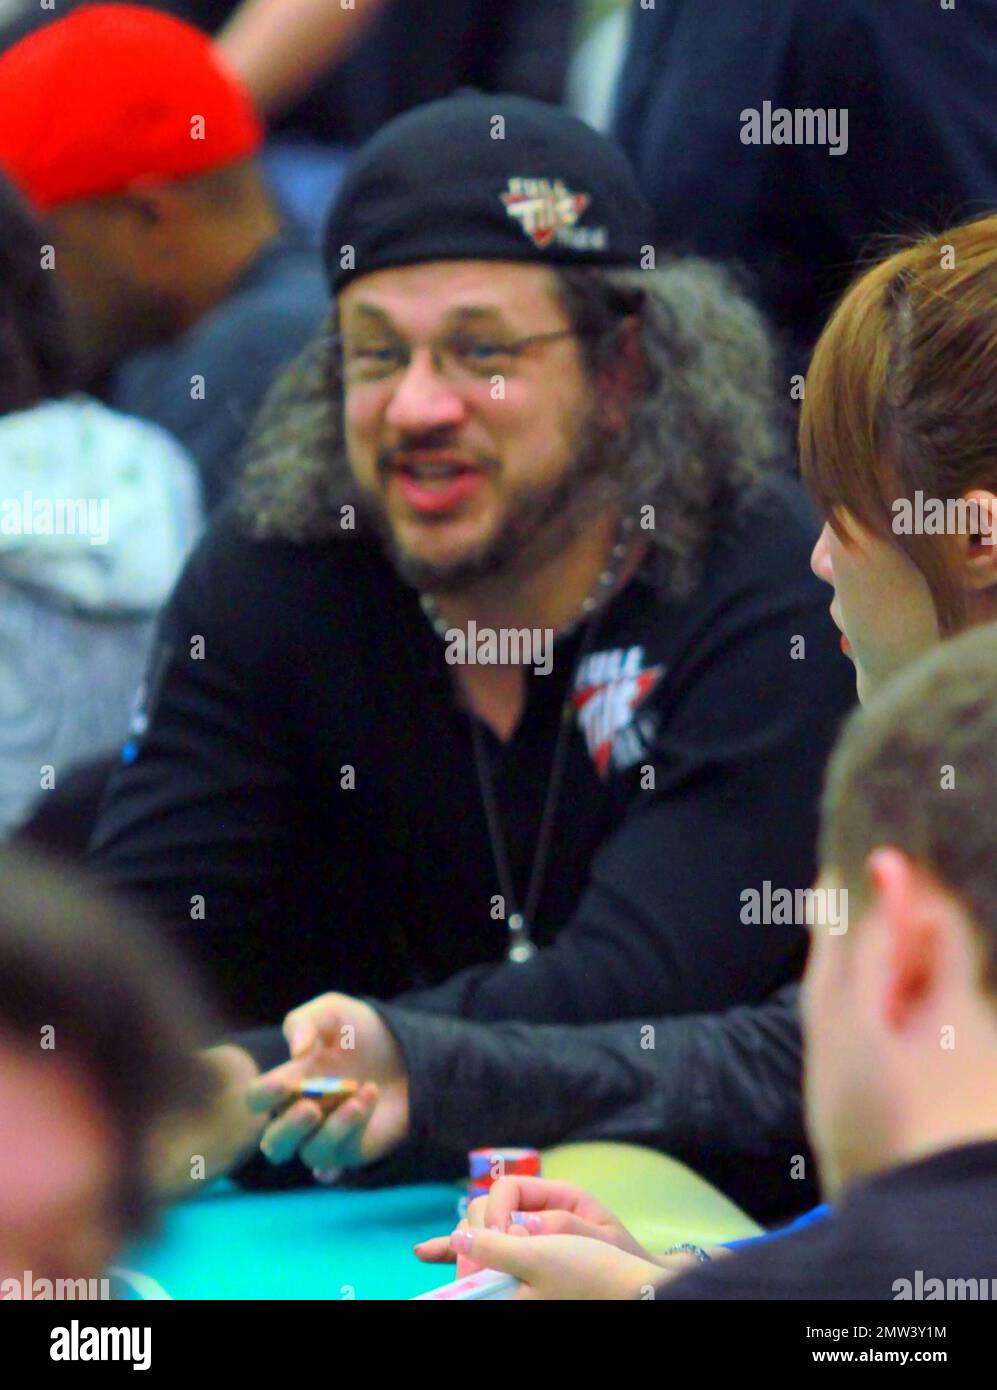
[
  {"xmin": 385, "ymin": 455, "xmax": 487, "ymax": 514},
  {"xmin": 385, "ymin": 446, "xmax": 483, "ymax": 477},
  {"xmin": 394, "ymin": 462, "xmax": 477, "ymax": 482}
]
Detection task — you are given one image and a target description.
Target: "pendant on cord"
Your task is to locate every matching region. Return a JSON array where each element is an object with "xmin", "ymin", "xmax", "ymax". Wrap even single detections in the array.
[{"xmin": 506, "ymin": 912, "xmax": 537, "ymax": 963}]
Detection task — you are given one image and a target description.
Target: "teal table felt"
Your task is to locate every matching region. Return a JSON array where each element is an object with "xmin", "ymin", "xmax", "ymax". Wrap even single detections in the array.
[{"xmin": 118, "ymin": 1181, "xmax": 461, "ymax": 1300}]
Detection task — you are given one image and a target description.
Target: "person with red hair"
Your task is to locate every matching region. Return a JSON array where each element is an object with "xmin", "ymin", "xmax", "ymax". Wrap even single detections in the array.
[{"xmin": 800, "ymin": 215, "xmax": 997, "ymax": 699}]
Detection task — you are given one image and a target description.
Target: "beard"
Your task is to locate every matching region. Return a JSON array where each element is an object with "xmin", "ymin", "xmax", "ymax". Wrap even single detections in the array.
[{"xmin": 352, "ymin": 407, "xmax": 619, "ymax": 596}]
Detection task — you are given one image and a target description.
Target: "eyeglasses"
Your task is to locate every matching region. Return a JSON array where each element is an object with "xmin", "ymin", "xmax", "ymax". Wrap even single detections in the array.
[{"xmin": 331, "ymin": 328, "xmax": 577, "ymax": 386}]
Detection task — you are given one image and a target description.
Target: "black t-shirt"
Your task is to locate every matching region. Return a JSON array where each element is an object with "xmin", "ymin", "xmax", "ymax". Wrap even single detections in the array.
[
  {"xmin": 660, "ymin": 1141, "xmax": 997, "ymax": 1300},
  {"xmin": 88, "ymin": 473, "xmax": 855, "ymax": 1028}
]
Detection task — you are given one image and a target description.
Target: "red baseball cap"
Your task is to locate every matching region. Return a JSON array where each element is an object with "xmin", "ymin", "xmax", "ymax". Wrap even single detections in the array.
[{"xmin": 0, "ymin": 4, "xmax": 262, "ymax": 212}]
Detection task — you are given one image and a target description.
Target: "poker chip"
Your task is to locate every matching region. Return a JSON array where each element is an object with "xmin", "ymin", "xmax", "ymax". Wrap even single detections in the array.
[
  {"xmin": 456, "ymin": 1149, "xmax": 541, "ymax": 1219},
  {"xmin": 295, "ymin": 1076, "xmax": 359, "ymax": 1114},
  {"xmin": 467, "ymin": 1147, "xmax": 541, "ymax": 1187}
]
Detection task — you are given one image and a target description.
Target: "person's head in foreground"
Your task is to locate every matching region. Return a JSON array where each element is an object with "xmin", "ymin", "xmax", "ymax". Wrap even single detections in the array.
[
  {"xmin": 0, "ymin": 849, "xmax": 217, "ymax": 1292},
  {"xmin": 415, "ymin": 623, "xmax": 997, "ymax": 1297},
  {"xmin": 0, "ymin": 4, "xmax": 277, "ymax": 383},
  {"xmin": 804, "ymin": 214, "xmax": 997, "ymax": 702},
  {"xmin": 239, "ymin": 88, "xmax": 787, "ymax": 614},
  {"xmin": 803, "ymin": 621, "xmax": 997, "ymax": 1199}
]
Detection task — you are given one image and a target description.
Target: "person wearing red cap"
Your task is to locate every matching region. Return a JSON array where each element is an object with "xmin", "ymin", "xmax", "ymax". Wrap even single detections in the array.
[{"xmin": 0, "ymin": 4, "xmax": 327, "ymax": 509}]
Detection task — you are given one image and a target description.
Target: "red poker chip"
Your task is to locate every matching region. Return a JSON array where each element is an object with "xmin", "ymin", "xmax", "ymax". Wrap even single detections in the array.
[{"xmin": 468, "ymin": 1147, "xmax": 541, "ymax": 1184}]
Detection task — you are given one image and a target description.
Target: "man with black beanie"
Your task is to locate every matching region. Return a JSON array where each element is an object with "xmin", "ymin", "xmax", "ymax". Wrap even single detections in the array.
[{"xmin": 90, "ymin": 91, "xmax": 854, "ymax": 1220}]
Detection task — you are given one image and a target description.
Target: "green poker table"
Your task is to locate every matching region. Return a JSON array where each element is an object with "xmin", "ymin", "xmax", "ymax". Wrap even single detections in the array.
[{"xmin": 115, "ymin": 1143, "xmax": 763, "ymax": 1301}]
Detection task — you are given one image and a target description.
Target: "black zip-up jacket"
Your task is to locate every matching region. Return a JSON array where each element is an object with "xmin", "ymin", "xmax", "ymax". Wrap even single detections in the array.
[
  {"xmin": 380, "ymin": 981, "xmax": 810, "ymax": 1224},
  {"xmin": 88, "ymin": 473, "xmax": 853, "ymax": 1221},
  {"xmin": 239, "ymin": 980, "xmax": 809, "ymax": 1224},
  {"xmin": 89, "ymin": 473, "xmax": 853, "ymax": 1027}
]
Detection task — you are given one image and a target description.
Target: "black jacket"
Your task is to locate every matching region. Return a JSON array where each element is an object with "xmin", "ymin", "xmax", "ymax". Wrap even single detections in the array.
[
  {"xmin": 91, "ymin": 472, "xmax": 853, "ymax": 1223},
  {"xmin": 382, "ymin": 979, "xmax": 809, "ymax": 1224},
  {"xmin": 89, "ymin": 474, "xmax": 853, "ymax": 1040},
  {"xmin": 234, "ymin": 980, "xmax": 808, "ymax": 1224},
  {"xmin": 658, "ymin": 1141, "xmax": 997, "ymax": 1299}
]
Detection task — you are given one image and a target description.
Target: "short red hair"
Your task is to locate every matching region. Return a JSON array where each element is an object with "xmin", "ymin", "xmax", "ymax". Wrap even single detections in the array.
[{"xmin": 800, "ymin": 215, "xmax": 997, "ymax": 634}]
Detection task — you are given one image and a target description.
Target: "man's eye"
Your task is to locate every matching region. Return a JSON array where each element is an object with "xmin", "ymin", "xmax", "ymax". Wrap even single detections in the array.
[
  {"xmin": 454, "ymin": 340, "xmax": 514, "ymax": 363},
  {"xmin": 353, "ymin": 345, "xmax": 402, "ymax": 362}
]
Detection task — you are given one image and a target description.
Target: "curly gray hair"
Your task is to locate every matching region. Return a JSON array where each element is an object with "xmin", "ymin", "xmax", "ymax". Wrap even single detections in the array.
[{"xmin": 237, "ymin": 258, "xmax": 790, "ymax": 601}]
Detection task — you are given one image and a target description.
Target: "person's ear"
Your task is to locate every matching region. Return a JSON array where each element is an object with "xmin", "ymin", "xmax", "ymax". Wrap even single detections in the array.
[
  {"xmin": 118, "ymin": 181, "xmax": 186, "ymax": 234},
  {"xmin": 598, "ymin": 315, "xmax": 645, "ymax": 434},
  {"xmin": 113, "ymin": 184, "xmax": 188, "ymax": 280},
  {"xmin": 866, "ymin": 847, "xmax": 937, "ymax": 1030},
  {"xmin": 959, "ymin": 490, "xmax": 997, "ymax": 594}
]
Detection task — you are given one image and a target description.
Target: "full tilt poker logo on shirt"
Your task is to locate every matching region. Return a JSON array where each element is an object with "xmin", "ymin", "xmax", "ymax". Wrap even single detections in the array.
[{"xmin": 573, "ymin": 645, "xmax": 664, "ymax": 777}]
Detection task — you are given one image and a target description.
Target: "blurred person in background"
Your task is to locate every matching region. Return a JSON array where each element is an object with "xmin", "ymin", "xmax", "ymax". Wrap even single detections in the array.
[
  {"xmin": 611, "ymin": 0, "xmax": 997, "ymax": 374},
  {"xmin": 0, "ymin": 846, "xmax": 217, "ymax": 1293},
  {"xmin": 0, "ymin": 4, "xmax": 327, "ymax": 509},
  {"xmin": 0, "ymin": 0, "xmax": 578, "ymax": 244},
  {"xmin": 214, "ymin": 0, "xmax": 577, "ymax": 238},
  {"xmin": 0, "ymin": 173, "xmax": 203, "ymax": 845}
]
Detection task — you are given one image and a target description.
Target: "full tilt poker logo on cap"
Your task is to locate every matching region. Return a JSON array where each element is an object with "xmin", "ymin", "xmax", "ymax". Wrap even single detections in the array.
[
  {"xmin": 320, "ymin": 91, "xmax": 655, "ymax": 292},
  {"xmin": 500, "ymin": 177, "xmax": 607, "ymax": 252}
]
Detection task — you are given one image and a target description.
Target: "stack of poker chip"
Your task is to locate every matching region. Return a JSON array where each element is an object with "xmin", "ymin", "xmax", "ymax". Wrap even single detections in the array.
[{"xmin": 458, "ymin": 1147, "xmax": 541, "ymax": 1217}]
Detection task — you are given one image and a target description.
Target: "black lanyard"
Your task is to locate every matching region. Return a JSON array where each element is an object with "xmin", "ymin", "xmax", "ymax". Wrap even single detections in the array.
[{"xmin": 468, "ymin": 609, "xmax": 606, "ymax": 963}]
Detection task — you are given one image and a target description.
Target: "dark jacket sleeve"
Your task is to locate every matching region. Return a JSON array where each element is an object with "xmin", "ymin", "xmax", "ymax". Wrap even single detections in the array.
[
  {"xmin": 380, "ymin": 983, "xmax": 813, "ymax": 1223},
  {"xmin": 389, "ymin": 568, "xmax": 850, "ymax": 1024},
  {"xmin": 86, "ymin": 519, "xmax": 307, "ymax": 1021},
  {"xmin": 231, "ymin": 983, "xmax": 815, "ymax": 1224}
]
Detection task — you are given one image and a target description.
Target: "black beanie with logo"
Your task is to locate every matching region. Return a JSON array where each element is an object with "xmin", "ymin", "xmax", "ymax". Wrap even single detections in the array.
[{"xmin": 321, "ymin": 88, "xmax": 656, "ymax": 294}]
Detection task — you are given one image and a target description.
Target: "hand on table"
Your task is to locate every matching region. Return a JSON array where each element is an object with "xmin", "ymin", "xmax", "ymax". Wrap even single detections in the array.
[
  {"xmin": 414, "ymin": 1175, "xmax": 719, "ymax": 1285},
  {"xmin": 415, "ymin": 1175, "xmax": 653, "ymax": 1275},
  {"xmin": 441, "ymin": 1226, "xmax": 667, "ymax": 1300},
  {"xmin": 246, "ymin": 993, "xmax": 410, "ymax": 1178}
]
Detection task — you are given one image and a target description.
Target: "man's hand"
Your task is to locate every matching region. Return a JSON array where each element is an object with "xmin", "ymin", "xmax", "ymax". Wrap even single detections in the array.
[
  {"xmin": 246, "ymin": 993, "xmax": 409, "ymax": 1176},
  {"xmin": 444, "ymin": 1227, "xmax": 667, "ymax": 1301},
  {"xmin": 415, "ymin": 1177, "xmax": 653, "ymax": 1271}
]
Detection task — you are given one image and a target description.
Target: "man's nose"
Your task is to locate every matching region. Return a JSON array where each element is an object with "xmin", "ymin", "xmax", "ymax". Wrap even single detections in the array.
[
  {"xmin": 810, "ymin": 523, "xmax": 834, "ymax": 584},
  {"xmin": 384, "ymin": 349, "xmax": 467, "ymax": 434}
]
